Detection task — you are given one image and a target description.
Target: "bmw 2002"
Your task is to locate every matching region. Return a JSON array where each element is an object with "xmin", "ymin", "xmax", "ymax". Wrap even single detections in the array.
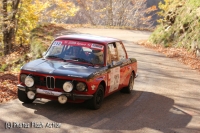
[{"xmin": 17, "ymin": 34, "xmax": 137, "ymax": 109}]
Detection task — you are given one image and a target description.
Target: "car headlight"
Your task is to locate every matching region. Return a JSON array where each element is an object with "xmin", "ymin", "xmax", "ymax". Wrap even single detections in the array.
[
  {"xmin": 20, "ymin": 74, "xmax": 27, "ymax": 83},
  {"xmin": 24, "ymin": 76, "xmax": 34, "ymax": 87},
  {"xmin": 63, "ymin": 82, "xmax": 73, "ymax": 92},
  {"xmin": 76, "ymin": 82, "xmax": 86, "ymax": 91},
  {"xmin": 27, "ymin": 91, "xmax": 35, "ymax": 100}
]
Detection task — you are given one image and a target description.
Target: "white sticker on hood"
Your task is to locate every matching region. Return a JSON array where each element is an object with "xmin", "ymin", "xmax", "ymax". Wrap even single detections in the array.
[{"xmin": 62, "ymin": 65, "xmax": 87, "ymax": 69}]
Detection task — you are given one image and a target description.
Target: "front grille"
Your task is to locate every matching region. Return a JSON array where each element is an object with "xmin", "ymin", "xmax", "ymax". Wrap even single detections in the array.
[
  {"xmin": 55, "ymin": 79, "xmax": 66, "ymax": 88},
  {"xmin": 33, "ymin": 75, "xmax": 79, "ymax": 90},
  {"xmin": 33, "ymin": 75, "xmax": 68, "ymax": 89},
  {"xmin": 46, "ymin": 76, "xmax": 55, "ymax": 89},
  {"xmin": 34, "ymin": 75, "xmax": 46, "ymax": 86}
]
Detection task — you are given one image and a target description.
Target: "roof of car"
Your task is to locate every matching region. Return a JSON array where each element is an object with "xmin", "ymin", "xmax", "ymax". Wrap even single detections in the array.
[{"xmin": 55, "ymin": 34, "xmax": 120, "ymax": 45}]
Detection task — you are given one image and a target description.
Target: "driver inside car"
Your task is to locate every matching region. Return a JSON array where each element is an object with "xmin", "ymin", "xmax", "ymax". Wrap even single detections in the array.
[
  {"xmin": 91, "ymin": 49, "xmax": 104, "ymax": 65},
  {"xmin": 64, "ymin": 46, "xmax": 85, "ymax": 58},
  {"xmin": 70, "ymin": 46, "xmax": 81, "ymax": 57}
]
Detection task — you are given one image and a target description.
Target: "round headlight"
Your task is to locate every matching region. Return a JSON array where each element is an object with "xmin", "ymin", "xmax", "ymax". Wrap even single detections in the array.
[
  {"xmin": 58, "ymin": 95, "xmax": 68, "ymax": 104},
  {"xmin": 27, "ymin": 91, "xmax": 35, "ymax": 100},
  {"xmin": 63, "ymin": 82, "xmax": 73, "ymax": 92},
  {"xmin": 76, "ymin": 82, "xmax": 86, "ymax": 91},
  {"xmin": 25, "ymin": 76, "xmax": 34, "ymax": 87},
  {"xmin": 20, "ymin": 74, "xmax": 27, "ymax": 83}
]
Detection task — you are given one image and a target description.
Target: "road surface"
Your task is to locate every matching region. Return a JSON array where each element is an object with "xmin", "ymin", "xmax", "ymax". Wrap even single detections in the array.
[{"xmin": 0, "ymin": 28, "xmax": 200, "ymax": 133}]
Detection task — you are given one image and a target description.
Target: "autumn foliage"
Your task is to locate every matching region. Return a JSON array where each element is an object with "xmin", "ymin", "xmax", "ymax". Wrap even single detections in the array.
[
  {"xmin": 150, "ymin": 0, "xmax": 200, "ymax": 53},
  {"xmin": 0, "ymin": 0, "xmax": 78, "ymax": 56},
  {"xmin": 68, "ymin": 0, "xmax": 157, "ymax": 29}
]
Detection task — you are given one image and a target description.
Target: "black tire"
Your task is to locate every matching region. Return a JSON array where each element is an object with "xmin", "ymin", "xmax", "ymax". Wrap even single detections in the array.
[
  {"xmin": 18, "ymin": 89, "xmax": 35, "ymax": 103},
  {"xmin": 88, "ymin": 84, "xmax": 104, "ymax": 110},
  {"xmin": 120, "ymin": 73, "xmax": 135, "ymax": 93}
]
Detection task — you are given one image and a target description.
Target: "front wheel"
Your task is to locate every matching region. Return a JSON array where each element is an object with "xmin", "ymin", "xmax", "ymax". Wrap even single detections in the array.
[
  {"xmin": 88, "ymin": 84, "xmax": 104, "ymax": 110},
  {"xmin": 120, "ymin": 73, "xmax": 135, "ymax": 93},
  {"xmin": 18, "ymin": 89, "xmax": 35, "ymax": 103}
]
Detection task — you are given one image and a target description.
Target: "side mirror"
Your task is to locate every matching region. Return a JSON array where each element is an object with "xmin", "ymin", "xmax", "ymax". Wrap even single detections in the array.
[
  {"xmin": 42, "ymin": 52, "xmax": 46, "ymax": 57},
  {"xmin": 112, "ymin": 61, "xmax": 117, "ymax": 66},
  {"xmin": 107, "ymin": 61, "xmax": 117, "ymax": 68}
]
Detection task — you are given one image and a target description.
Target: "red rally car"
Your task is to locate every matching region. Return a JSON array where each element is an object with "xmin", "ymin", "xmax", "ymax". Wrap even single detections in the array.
[{"xmin": 17, "ymin": 34, "xmax": 137, "ymax": 109}]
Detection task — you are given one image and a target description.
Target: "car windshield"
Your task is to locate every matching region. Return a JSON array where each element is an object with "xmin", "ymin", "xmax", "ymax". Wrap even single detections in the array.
[{"xmin": 45, "ymin": 40, "xmax": 104, "ymax": 65}]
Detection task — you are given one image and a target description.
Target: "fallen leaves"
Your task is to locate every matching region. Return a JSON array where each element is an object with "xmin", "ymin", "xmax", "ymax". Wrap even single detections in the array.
[
  {"xmin": 138, "ymin": 40, "xmax": 200, "ymax": 72},
  {"xmin": 0, "ymin": 73, "xmax": 18, "ymax": 103}
]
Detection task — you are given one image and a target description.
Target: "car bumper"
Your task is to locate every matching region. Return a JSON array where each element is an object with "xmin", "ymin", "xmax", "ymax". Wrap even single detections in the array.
[{"xmin": 17, "ymin": 84, "xmax": 93, "ymax": 100}]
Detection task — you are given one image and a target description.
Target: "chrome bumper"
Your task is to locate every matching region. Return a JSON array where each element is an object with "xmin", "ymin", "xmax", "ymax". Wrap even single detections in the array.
[{"xmin": 17, "ymin": 84, "xmax": 93, "ymax": 100}]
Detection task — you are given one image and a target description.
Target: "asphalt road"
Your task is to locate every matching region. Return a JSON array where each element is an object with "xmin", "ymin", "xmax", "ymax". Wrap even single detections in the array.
[{"xmin": 0, "ymin": 28, "xmax": 200, "ymax": 133}]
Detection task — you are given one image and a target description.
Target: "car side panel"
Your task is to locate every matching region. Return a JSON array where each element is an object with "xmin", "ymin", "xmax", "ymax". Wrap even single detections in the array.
[
  {"xmin": 122, "ymin": 62, "xmax": 137, "ymax": 87},
  {"xmin": 108, "ymin": 66, "xmax": 121, "ymax": 93},
  {"xmin": 86, "ymin": 73, "xmax": 108, "ymax": 95}
]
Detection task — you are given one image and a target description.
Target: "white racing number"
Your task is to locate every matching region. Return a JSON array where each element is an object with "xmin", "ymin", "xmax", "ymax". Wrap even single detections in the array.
[{"xmin": 109, "ymin": 67, "xmax": 120, "ymax": 93}]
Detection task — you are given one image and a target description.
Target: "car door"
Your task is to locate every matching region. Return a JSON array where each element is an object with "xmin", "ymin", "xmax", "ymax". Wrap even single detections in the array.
[
  {"xmin": 115, "ymin": 41, "xmax": 130, "ymax": 88},
  {"xmin": 106, "ymin": 42, "xmax": 127, "ymax": 94},
  {"xmin": 116, "ymin": 42, "xmax": 128, "ymax": 88}
]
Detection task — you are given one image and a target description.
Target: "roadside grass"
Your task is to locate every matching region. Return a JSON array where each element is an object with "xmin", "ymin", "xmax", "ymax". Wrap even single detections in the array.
[{"xmin": 150, "ymin": 1, "xmax": 200, "ymax": 50}]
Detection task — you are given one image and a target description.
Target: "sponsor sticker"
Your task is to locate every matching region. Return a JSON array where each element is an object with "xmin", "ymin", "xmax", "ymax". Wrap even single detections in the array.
[
  {"xmin": 91, "ymin": 43, "xmax": 104, "ymax": 50},
  {"xmin": 109, "ymin": 67, "xmax": 120, "ymax": 93},
  {"xmin": 53, "ymin": 40, "xmax": 104, "ymax": 50},
  {"xmin": 91, "ymin": 85, "xmax": 96, "ymax": 90}
]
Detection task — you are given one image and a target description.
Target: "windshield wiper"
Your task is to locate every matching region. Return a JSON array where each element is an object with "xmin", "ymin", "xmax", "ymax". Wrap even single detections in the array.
[
  {"xmin": 71, "ymin": 57, "xmax": 94, "ymax": 66},
  {"xmin": 45, "ymin": 55, "xmax": 65, "ymax": 61}
]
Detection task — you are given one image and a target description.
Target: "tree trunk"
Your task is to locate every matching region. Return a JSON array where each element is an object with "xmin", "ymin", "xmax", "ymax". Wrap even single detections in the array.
[
  {"xmin": 2, "ymin": 0, "xmax": 8, "ymax": 55},
  {"xmin": 2, "ymin": 0, "xmax": 20, "ymax": 55},
  {"xmin": 78, "ymin": 1, "xmax": 95, "ymax": 25},
  {"xmin": 108, "ymin": 0, "xmax": 113, "ymax": 26}
]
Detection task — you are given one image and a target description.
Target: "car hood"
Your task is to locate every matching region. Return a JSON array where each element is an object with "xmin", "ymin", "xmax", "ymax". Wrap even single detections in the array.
[{"xmin": 21, "ymin": 58, "xmax": 106, "ymax": 78}]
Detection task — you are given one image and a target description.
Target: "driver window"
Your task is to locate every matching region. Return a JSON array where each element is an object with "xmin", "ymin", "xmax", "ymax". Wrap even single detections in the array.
[
  {"xmin": 116, "ymin": 42, "xmax": 126, "ymax": 60},
  {"xmin": 107, "ymin": 43, "xmax": 119, "ymax": 63},
  {"xmin": 107, "ymin": 46, "xmax": 111, "ymax": 65}
]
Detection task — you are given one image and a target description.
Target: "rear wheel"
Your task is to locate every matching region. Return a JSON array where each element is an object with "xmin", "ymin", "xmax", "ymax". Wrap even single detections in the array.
[
  {"xmin": 88, "ymin": 84, "xmax": 104, "ymax": 110},
  {"xmin": 18, "ymin": 89, "xmax": 35, "ymax": 103},
  {"xmin": 120, "ymin": 73, "xmax": 135, "ymax": 93}
]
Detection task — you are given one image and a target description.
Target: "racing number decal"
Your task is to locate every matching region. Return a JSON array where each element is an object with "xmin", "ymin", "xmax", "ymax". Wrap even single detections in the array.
[
  {"xmin": 52, "ymin": 41, "xmax": 62, "ymax": 46},
  {"xmin": 109, "ymin": 67, "xmax": 120, "ymax": 93}
]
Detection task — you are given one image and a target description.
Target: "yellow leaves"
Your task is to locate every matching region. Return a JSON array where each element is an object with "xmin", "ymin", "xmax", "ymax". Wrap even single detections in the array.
[
  {"xmin": 86, "ymin": 7, "xmax": 90, "ymax": 11},
  {"xmin": 150, "ymin": 5, "xmax": 157, "ymax": 11},
  {"xmin": 15, "ymin": 0, "xmax": 46, "ymax": 44},
  {"xmin": 100, "ymin": 14, "xmax": 106, "ymax": 19},
  {"xmin": 41, "ymin": 0, "xmax": 78, "ymax": 23},
  {"xmin": 14, "ymin": 0, "xmax": 77, "ymax": 44},
  {"xmin": 95, "ymin": 8, "xmax": 107, "ymax": 12},
  {"xmin": 158, "ymin": 0, "xmax": 180, "ymax": 15},
  {"xmin": 145, "ymin": 5, "xmax": 157, "ymax": 14}
]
